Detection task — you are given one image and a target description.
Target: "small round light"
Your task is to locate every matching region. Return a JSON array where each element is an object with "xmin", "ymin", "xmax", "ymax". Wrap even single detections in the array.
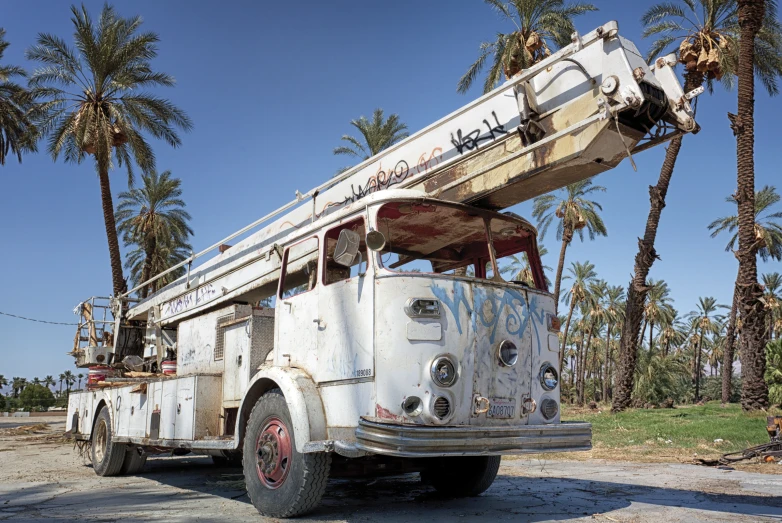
[
  {"xmin": 497, "ymin": 340, "xmax": 519, "ymax": 367},
  {"xmin": 540, "ymin": 363, "xmax": 559, "ymax": 391},
  {"xmin": 431, "ymin": 356, "xmax": 457, "ymax": 387},
  {"xmin": 402, "ymin": 396, "xmax": 423, "ymax": 417}
]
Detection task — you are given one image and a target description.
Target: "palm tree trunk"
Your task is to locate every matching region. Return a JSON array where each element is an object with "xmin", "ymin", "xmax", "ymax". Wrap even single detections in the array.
[
  {"xmin": 559, "ymin": 299, "xmax": 576, "ymax": 371},
  {"xmin": 603, "ymin": 322, "xmax": 612, "ymax": 401},
  {"xmin": 694, "ymin": 333, "xmax": 704, "ymax": 401},
  {"xmin": 612, "ymin": 72, "xmax": 703, "ymax": 413},
  {"xmin": 140, "ymin": 237, "xmax": 157, "ymax": 299},
  {"xmin": 579, "ymin": 319, "xmax": 596, "ymax": 405},
  {"xmin": 553, "ymin": 229, "xmax": 573, "ymax": 313},
  {"xmin": 735, "ymin": 0, "xmax": 769, "ymax": 411},
  {"xmin": 640, "ymin": 320, "xmax": 648, "ymax": 350},
  {"xmin": 649, "ymin": 321, "xmax": 655, "ymax": 354},
  {"xmin": 98, "ymin": 166, "xmax": 126, "ymax": 296},
  {"xmin": 722, "ymin": 280, "xmax": 739, "ymax": 403}
]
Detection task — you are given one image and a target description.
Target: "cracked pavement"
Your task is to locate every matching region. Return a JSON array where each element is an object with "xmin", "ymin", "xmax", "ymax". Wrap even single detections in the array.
[{"xmin": 1, "ymin": 416, "xmax": 781, "ymax": 522}]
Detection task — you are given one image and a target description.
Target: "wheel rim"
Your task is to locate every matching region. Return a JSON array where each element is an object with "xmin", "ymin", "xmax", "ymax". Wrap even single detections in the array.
[
  {"xmin": 255, "ymin": 417, "xmax": 292, "ymax": 489},
  {"xmin": 94, "ymin": 419, "xmax": 107, "ymax": 464}
]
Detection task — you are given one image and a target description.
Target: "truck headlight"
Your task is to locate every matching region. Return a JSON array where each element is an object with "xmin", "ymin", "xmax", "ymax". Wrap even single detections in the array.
[
  {"xmin": 539, "ymin": 363, "xmax": 559, "ymax": 391},
  {"xmin": 497, "ymin": 340, "xmax": 518, "ymax": 367},
  {"xmin": 405, "ymin": 298, "xmax": 440, "ymax": 318},
  {"xmin": 431, "ymin": 356, "xmax": 457, "ymax": 387}
]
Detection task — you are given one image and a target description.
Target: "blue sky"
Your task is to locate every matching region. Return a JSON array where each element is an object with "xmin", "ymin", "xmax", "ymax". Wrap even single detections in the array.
[{"xmin": 1, "ymin": 0, "xmax": 780, "ymax": 381}]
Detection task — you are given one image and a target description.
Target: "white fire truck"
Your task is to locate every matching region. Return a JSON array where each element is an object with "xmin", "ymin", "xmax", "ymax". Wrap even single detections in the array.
[{"xmin": 66, "ymin": 22, "xmax": 698, "ymax": 517}]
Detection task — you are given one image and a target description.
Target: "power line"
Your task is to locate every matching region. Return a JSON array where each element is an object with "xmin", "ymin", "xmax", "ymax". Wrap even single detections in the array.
[{"xmin": 0, "ymin": 311, "xmax": 78, "ymax": 326}]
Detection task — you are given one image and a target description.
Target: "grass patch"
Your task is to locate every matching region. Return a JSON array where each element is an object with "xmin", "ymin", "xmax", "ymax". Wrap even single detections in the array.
[{"xmin": 520, "ymin": 402, "xmax": 782, "ymax": 472}]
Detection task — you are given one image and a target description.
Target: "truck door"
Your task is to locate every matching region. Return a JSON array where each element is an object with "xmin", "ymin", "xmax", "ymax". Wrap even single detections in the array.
[
  {"xmin": 275, "ymin": 236, "xmax": 320, "ymax": 372},
  {"xmin": 317, "ymin": 218, "xmax": 374, "ymax": 383}
]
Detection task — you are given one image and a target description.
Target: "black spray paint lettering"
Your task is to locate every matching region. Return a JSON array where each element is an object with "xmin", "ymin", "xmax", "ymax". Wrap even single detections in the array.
[
  {"xmin": 319, "ymin": 160, "xmax": 411, "ymax": 217},
  {"xmin": 450, "ymin": 111, "xmax": 508, "ymax": 155}
]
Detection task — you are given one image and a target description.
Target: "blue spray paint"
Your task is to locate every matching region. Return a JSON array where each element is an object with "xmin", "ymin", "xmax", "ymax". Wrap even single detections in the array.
[
  {"xmin": 430, "ymin": 282, "xmax": 472, "ymax": 335},
  {"xmin": 473, "ymin": 286, "xmax": 531, "ymax": 344}
]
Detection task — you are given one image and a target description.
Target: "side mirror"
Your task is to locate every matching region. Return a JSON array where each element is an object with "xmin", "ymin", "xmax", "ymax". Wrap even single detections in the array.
[
  {"xmin": 334, "ymin": 229, "xmax": 361, "ymax": 267},
  {"xmin": 366, "ymin": 230, "xmax": 386, "ymax": 251}
]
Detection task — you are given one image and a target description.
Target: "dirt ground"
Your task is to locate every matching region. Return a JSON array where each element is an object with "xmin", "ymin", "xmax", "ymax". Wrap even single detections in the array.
[{"xmin": 1, "ymin": 416, "xmax": 781, "ymax": 523}]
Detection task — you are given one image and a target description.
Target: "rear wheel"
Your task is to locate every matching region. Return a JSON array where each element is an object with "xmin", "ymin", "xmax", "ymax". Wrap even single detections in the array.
[
  {"xmin": 421, "ymin": 456, "xmax": 501, "ymax": 497},
  {"xmin": 91, "ymin": 405, "xmax": 126, "ymax": 476},
  {"xmin": 242, "ymin": 389, "xmax": 330, "ymax": 518}
]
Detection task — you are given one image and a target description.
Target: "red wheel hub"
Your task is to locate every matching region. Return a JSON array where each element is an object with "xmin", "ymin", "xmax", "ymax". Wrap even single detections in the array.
[{"xmin": 255, "ymin": 417, "xmax": 292, "ymax": 489}]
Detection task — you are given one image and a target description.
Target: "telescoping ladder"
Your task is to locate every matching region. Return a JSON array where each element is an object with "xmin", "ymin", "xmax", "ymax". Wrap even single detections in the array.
[{"xmin": 122, "ymin": 21, "xmax": 699, "ymax": 325}]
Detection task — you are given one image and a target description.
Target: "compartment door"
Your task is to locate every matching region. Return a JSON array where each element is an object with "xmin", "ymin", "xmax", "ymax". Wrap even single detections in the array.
[
  {"xmin": 223, "ymin": 320, "xmax": 250, "ymax": 404},
  {"xmin": 160, "ymin": 380, "xmax": 178, "ymax": 440},
  {"xmin": 175, "ymin": 377, "xmax": 196, "ymax": 440}
]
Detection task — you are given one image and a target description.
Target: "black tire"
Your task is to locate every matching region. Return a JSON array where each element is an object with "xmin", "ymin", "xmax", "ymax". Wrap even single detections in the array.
[
  {"xmin": 421, "ymin": 456, "xmax": 501, "ymax": 497},
  {"xmin": 91, "ymin": 405, "xmax": 127, "ymax": 477},
  {"xmin": 121, "ymin": 447, "xmax": 147, "ymax": 474},
  {"xmin": 242, "ymin": 389, "xmax": 331, "ymax": 518}
]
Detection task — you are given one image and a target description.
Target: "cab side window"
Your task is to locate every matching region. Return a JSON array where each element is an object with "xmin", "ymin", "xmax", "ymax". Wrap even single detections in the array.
[
  {"xmin": 324, "ymin": 218, "xmax": 367, "ymax": 285},
  {"xmin": 280, "ymin": 237, "xmax": 319, "ymax": 298}
]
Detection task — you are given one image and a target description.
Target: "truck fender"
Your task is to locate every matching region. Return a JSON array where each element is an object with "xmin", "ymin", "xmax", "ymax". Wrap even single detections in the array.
[{"xmin": 236, "ymin": 367, "xmax": 327, "ymax": 453}]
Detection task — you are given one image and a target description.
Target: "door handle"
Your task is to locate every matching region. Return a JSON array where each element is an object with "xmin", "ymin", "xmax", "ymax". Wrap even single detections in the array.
[{"xmin": 313, "ymin": 318, "xmax": 326, "ymax": 328}]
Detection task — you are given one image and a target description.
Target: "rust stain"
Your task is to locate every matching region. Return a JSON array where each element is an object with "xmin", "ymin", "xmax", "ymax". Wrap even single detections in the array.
[
  {"xmin": 376, "ymin": 404, "xmax": 403, "ymax": 422},
  {"xmin": 423, "ymin": 163, "xmax": 466, "ymax": 193}
]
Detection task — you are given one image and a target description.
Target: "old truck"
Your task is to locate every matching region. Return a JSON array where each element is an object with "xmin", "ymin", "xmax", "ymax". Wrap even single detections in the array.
[{"xmin": 66, "ymin": 21, "xmax": 698, "ymax": 518}]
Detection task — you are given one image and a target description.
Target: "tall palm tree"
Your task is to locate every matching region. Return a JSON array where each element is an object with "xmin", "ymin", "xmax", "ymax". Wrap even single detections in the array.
[
  {"xmin": 0, "ymin": 28, "xmax": 37, "ymax": 165},
  {"xmin": 77, "ymin": 373, "xmax": 84, "ymax": 390},
  {"xmin": 115, "ymin": 170, "xmax": 193, "ymax": 297},
  {"xmin": 500, "ymin": 244, "xmax": 552, "ymax": 287},
  {"xmin": 533, "ymin": 180, "xmax": 606, "ymax": 311},
  {"xmin": 457, "ymin": 0, "xmax": 597, "ymax": 94},
  {"xmin": 762, "ymin": 272, "xmax": 782, "ymax": 340},
  {"xmin": 58, "ymin": 373, "xmax": 65, "ymax": 397},
  {"xmin": 559, "ymin": 260, "xmax": 597, "ymax": 374},
  {"xmin": 63, "ymin": 370, "xmax": 75, "ymax": 397},
  {"xmin": 31, "ymin": 377, "xmax": 41, "ymax": 386},
  {"xmin": 0, "ymin": 375, "xmax": 7, "ymax": 394},
  {"xmin": 43, "ymin": 375, "xmax": 55, "ymax": 391},
  {"xmin": 643, "ymin": 280, "xmax": 675, "ymax": 354},
  {"xmin": 687, "ymin": 296, "xmax": 723, "ymax": 401},
  {"xmin": 333, "ymin": 108, "xmax": 408, "ymax": 165},
  {"xmin": 733, "ymin": 0, "xmax": 782, "ymax": 411},
  {"xmin": 614, "ymin": 0, "xmax": 782, "ymax": 412},
  {"xmin": 27, "ymin": 5, "xmax": 192, "ymax": 296},
  {"xmin": 11, "ymin": 377, "xmax": 27, "ymax": 398},
  {"xmin": 602, "ymin": 284, "xmax": 624, "ymax": 402},
  {"xmin": 708, "ymin": 185, "xmax": 782, "ymax": 402}
]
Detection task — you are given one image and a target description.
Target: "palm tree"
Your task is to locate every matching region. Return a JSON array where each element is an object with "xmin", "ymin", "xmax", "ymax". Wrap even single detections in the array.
[
  {"xmin": 733, "ymin": 0, "xmax": 782, "ymax": 412},
  {"xmin": 27, "ymin": 5, "xmax": 192, "ymax": 296},
  {"xmin": 687, "ymin": 297, "xmax": 723, "ymax": 401},
  {"xmin": 559, "ymin": 260, "xmax": 596, "ymax": 376},
  {"xmin": 11, "ymin": 377, "xmax": 27, "ymax": 398},
  {"xmin": 115, "ymin": 170, "xmax": 193, "ymax": 297},
  {"xmin": 43, "ymin": 375, "xmax": 55, "ymax": 391},
  {"xmin": 0, "ymin": 375, "xmax": 7, "ymax": 393},
  {"xmin": 31, "ymin": 377, "xmax": 41, "ymax": 386},
  {"xmin": 63, "ymin": 370, "xmax": 75, "ymax": 397},
  {"xmin": 533, "ymin": 180, "xmax": 607, "ymax": 311},
  {"xmin": 77, "ymin": 373, "xmax": 84, "ymax": 390},
  {"xmin": 58, "ymin": 373, "xmax": 65, "ymax": 397},
  {"xmin": 643, "ymin": 280, "xmax": 675, "ymax": 354},
  {"xmin": 708, "ymin": 185, "xmax": 782, "ymax": 403},
  {"xmin": 457, "ymin": 0, "xmax": 597, "ymax": 94},
  {"xmin": 602, "ymin": 285, "xmax": 624, "ymax": 402},
  {"xmin": 0, "ymin": 28, "xmax": 37, "ymax": 165},
  {"xmin": 333, "ymin": 108, "xmax": 408, "ymax": 168},
  {"xmin": 762, "ymin": 272, "xmax": 782, "ymax": 340},
  {"xmin": 500, "ymin": 244, "xmax": 552, "ymax": 286},
  {"xmin": 613, "ymin": 0, "xmax": 782, "ymax": 412}
]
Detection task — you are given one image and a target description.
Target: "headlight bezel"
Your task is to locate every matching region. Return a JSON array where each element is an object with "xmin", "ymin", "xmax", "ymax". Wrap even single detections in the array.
[
  {"xmin": 430, "ymin": 355, "xmax": 458, "ymax": 387},
  {"xmin": 539, "ymin": 362, "xmax": 559, "ymax": 391},
  {"xmin": 405, "ymin": 298, "xmax": 441, "ymax": 318},
  {"xmin": 497, "ymin": 339, "xmax": 519, "ymax": 367}
]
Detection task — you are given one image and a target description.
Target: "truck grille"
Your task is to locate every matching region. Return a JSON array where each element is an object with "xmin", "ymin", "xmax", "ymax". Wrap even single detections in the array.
[{"xmin": 433, "ymin": 397, "xmax": 451, "ymax": 420}]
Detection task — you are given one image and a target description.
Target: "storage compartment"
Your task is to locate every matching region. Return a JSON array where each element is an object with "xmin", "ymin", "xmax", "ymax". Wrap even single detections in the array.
[{"xmin": 177, "ymin": 304, "xmax": 252, "ymax": 376}]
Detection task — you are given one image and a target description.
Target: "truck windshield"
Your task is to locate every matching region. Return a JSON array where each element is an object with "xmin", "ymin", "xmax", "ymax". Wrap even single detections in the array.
[{"xmin": 375, "ymin": 201, "xmax": 546, "ymax": 290}]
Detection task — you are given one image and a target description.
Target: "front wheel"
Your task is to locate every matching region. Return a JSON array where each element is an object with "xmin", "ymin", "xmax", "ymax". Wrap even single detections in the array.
[
  {"xmin": 421, "ymin": 456, "xmax": 501, "ymax": 497},
  {"xmin": 242, "ymin": 389, "xmax": 331, "ymax": 518}
]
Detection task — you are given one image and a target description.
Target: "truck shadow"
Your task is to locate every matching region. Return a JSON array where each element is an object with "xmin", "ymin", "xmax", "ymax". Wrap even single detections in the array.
[{"xmin": 133, "ymin": 456, "xmax": 782, "ymax": 522}]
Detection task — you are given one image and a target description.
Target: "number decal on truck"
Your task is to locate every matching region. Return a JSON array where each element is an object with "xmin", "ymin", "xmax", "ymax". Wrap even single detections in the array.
[{"xmin": 352, "ymin": 368, "xmax": 372, "ymax": 378}]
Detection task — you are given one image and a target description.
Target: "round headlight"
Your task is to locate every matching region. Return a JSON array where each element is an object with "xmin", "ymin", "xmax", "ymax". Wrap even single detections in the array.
[
  {"xmin": 497, "ymin": 340, "xmax": 519, "ymax": 367},
  {"xmin": 539, "ymin": 363, "xmax": 559, "ymax": 391},
  {"xmin": 431, "ymin": 356, "xmax": 457, "ymax": 387}
]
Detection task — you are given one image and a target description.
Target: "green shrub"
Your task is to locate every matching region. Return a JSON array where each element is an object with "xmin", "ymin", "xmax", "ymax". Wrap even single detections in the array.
[
  {"xmin": 0, "ymin": 394, "xmax": 5, "ymax": 410},
  {"xmin": 767, "ymin": 339, "xmax": 782, "ymax": 407},
  {"xmin": 18, "ymin": 384, "xmax": 55, "ymax": 410}
]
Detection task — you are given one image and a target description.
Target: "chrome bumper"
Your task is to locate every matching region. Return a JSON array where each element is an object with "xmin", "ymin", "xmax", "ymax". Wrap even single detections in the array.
[{"xmin": 355, "ymin": 419, "xmax": 592, "ymax": 458}]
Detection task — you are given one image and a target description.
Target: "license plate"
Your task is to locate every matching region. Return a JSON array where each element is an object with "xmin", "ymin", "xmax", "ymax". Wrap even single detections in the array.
[{"xmin": 487, "ymin": 398, "xmax": 515, "ymax": 418}]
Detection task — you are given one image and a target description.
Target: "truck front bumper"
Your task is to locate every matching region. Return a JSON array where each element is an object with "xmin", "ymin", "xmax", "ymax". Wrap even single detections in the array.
[{"xmin": 355, "ymin": 419, "xmax": 592, "ymax": 458}]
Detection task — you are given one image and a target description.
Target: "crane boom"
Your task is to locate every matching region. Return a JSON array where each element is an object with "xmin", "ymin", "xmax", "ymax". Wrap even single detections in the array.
[{"xmin": 122, "ymin": 21, "xmax": 697, "ymax": 325}]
